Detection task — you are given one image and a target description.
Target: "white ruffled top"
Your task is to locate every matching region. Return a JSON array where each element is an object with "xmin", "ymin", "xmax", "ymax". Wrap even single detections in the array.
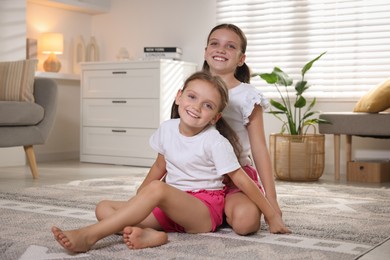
[{"xmin": 223, "ymin": 83, "xmax": 269, "ymax": 166}]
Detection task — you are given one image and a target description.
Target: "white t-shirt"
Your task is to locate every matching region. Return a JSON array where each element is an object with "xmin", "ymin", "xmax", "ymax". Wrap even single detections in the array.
[
  {"xmin": 149, "ymin": 118, "xmax": 241, "ymax": 192},
  {"xmin": 223, "ymin": 83, "xmax": 269, "ymax": 166}
]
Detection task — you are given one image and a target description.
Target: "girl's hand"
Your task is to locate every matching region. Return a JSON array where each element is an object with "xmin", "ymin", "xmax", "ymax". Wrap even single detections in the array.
[{"xmin": 267, "ymin": 214, "xmax": 291, "ymax": 234}]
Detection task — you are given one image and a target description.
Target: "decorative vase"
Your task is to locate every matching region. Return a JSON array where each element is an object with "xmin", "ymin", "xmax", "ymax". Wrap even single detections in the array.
[
  {"xmin": 269, "ymin": 133, "xmax": 325, "ymax": 181},
  {"xmin": 86, "ymin": 36, "xmax": 99, "ymax": 62},
  {"xmin": 43, "ymin": 53, "xmax": 61, "ymax": 72},
  {"xmin": 73, "ymin": 35, "xmax": 85, "ymax": 74}
]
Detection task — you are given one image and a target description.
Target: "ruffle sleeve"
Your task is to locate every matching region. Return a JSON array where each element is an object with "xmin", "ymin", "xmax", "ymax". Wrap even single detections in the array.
[{"xmin": 242, "ymin": 86, "xmax": 270, "ymax": 125}]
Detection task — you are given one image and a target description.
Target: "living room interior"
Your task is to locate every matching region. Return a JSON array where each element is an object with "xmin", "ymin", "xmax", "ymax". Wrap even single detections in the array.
[{"xmin": 0, "ymin": 0, "xmax": 389, "ymax": 259}]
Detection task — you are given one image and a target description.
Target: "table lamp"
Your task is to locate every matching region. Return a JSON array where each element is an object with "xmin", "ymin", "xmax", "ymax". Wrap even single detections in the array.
[{"xmin": 40, "ymin": 33, "xmax": 64, "ymax": 72}]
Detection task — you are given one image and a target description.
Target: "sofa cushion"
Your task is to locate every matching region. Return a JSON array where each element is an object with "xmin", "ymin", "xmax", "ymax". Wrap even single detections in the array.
[
  {"xmin": 353, "ymin": 78, "xmax": 390, "ymax": 113},
  {"xmin": 0, "ymin": 59, "xmax": 38, "ymax": 102},
  {"xmin": 0, "ymin": 101, "xmax": 44, "ymax": 126}
]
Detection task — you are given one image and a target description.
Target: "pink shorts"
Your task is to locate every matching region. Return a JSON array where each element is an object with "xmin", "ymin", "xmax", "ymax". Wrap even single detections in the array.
[
  {"xmin": 152, "ymin": 189, "xmax": 224, "ymax": 233},
  {"xmin": 225, "ymin": 165, "xmax": 264, "ymax": 196}
]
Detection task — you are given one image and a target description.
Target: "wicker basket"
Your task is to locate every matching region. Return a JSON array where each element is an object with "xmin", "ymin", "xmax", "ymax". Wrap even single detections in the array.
[{"xmin": 269, "ymin": 133, "xmax": 325, "ymax": 181}]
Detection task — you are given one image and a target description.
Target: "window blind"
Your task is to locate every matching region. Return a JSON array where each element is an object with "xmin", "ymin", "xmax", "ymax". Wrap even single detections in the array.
[{"xmin": 217, "ymin": 0, "xmax": 390, "ymax": 98}]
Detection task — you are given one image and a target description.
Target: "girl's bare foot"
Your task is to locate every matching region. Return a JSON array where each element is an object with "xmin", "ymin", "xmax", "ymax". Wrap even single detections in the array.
[
  {"xmin": 123, "ymin": 226, "xmax": 168, "ymax": 249},
  {"xmin": 52, "ymin": 226, "xmax": 95, "ymax": 253}
]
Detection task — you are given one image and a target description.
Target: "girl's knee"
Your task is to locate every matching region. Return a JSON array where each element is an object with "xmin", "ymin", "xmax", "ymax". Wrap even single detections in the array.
[
  {"xmin": 231, "ymin": 215, "xmax": 260, "ymax": 235},
  {"xmin": 95, "ymin": 200, "xmax": 110, "ymax": 221},
  {"xmin": 140, "ymin": 180, "xmax": 169, "ymax": 199},
  {"xmin": 232, "ymin": 218, "xmax": 260, "ymax": 235},
  {"xmin": 229, "ymin": 205, "xmax": 261, "ymax": 235}
]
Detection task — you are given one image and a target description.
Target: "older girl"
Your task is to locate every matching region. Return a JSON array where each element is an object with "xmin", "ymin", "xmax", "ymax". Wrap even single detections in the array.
[{"xmin": 203, "ymin": 24, "xmax": 284, "ymax": 235}]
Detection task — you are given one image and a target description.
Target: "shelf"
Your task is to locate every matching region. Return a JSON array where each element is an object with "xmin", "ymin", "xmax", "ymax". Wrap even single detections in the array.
[{"xmin": 35, "ymin": 71, "xmax": 80, "ymax": 81}]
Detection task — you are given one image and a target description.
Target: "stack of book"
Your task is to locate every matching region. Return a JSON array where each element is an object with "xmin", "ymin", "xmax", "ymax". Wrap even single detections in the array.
[{"xmin": 143, "ymin": 47, "xmax": 182, "ymax": 60}]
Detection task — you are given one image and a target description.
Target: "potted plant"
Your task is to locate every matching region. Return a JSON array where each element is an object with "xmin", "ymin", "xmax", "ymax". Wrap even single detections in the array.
[{"xmin": 253, "ymin": 52, "xmax": 328, "ymax": 181}]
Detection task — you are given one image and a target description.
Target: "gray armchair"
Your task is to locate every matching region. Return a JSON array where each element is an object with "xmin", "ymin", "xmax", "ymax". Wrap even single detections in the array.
[{"xmin": 0, "ymin": 77, "xmax": 58, "ymax": 178}]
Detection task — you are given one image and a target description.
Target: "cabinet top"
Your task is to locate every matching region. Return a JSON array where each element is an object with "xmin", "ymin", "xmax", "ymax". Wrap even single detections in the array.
[
  {"xmin": 35, "ymin": 71, "xmax": 80, "ymax": 81},
  {"xmin": 80, "ymin": 60, "xmax": 198, "ymax": 70}
]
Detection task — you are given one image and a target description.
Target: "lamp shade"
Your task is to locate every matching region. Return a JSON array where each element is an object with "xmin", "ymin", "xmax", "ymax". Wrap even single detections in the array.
[{"xmin": 40, "ymin": 33, "xmax": 64, "ymax": 54}]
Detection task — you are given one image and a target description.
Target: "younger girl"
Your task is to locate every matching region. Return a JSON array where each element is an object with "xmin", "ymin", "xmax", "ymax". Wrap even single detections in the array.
[
  {"xmin": 203, "ymin": 24, "xmax": 284, "ymax": 235},
  {"xmin": 52, "ymin": 72, "xmax": 289, "ymax": 253}
]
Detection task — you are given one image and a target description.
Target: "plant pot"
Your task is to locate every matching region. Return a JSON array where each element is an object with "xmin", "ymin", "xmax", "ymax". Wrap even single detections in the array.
[{"xmin": 269, "ymin": 133, "xmax": 325, "ymax": 181}]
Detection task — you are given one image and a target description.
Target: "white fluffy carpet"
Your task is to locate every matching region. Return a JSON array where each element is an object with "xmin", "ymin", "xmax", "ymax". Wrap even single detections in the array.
[{"xmin": 1, "ymin": 175, "xmax": 389, "ymax": 260}]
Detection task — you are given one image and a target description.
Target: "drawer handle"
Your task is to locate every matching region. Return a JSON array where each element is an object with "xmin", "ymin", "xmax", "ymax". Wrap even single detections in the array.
[
  {"xmin": 112, "ymin": 129, "xmax": 127, "ymax": 133},
  {"xmin": 112, "ymin": 71, "xmax": 127, "ymax": 75},
  {"xmin": 112, "ymin": 100, "xmax": 127, "ymax": 104}
]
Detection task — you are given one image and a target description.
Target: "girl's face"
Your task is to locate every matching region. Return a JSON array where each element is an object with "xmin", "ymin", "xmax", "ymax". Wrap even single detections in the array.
[
  {"xmin": 175, "ymin": 79, "xmax": 222, "ymax": 136},
  {"xmin": 204, "ymin": 28, "xmax": 246, "ymax": 75}
]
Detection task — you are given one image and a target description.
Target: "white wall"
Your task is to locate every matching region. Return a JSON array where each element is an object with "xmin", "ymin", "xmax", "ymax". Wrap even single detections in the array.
[
  {"xmin": 0, "ymin": 0, "xmax": 28, "ymax": 166},
  {"xmin": 91, "ymin": 0, "xmax": 215, "ymax": 67},
  {"xmin": 26, "ymin": 3, "xmax": 93, "ymax": 73},
  {"xmin": 25, "ymin": 2, "xmax": 92, "ymax": 162},
  {"xmin": 27, "ymin": 0, "xmax": 216, "ymax": 73},
  {"xmin": 0, "ymin": 0, "xmax": 26, "ymax": 60},
  {"xmin": 33, "ymin": 78, "xmax": 81, "ymax": 162}
]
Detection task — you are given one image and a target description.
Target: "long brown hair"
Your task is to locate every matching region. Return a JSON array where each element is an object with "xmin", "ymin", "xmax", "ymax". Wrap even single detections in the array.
[
  {"xmin": 203, "ymin": 23, "xmax": 251, "ymax": 83},
  {"xmin": 171, "ymin": 71, "xmax": 242, "ymax": 159}
]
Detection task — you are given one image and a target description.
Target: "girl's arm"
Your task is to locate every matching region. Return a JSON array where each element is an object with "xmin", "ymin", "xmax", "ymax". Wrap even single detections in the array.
[
  {"xmin": 227, "ymin": 168, "xmax": 290, "ymax": 234},
  {"xmin": 137, "ymin": 153, "xmax": 167, "ymax": 193},
  {"xmin": 247, "ymin": 105, "xmax": 282, "ymax": 216}
]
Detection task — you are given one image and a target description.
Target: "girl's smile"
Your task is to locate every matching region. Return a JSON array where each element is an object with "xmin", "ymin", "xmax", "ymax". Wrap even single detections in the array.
[
  {"xmin": 204, "ymin": 28, "xmax": 246, "ymax": 83},
  {"xmin": 212, "ymin": 55, "xmax": 228, "ymax": 62},
  {"xmin": 175, "ymin": 79, "xmax": 222, "ymax": 136},
  {"xmin": 185, "ymin": 108, "xmax": 200, "ymax": 119}
]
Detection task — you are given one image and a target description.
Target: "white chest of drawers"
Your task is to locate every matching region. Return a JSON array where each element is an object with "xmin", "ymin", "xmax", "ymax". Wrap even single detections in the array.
[{"xmin": 80, "ymin": 60, "xmax": 197, "ymax": 167}]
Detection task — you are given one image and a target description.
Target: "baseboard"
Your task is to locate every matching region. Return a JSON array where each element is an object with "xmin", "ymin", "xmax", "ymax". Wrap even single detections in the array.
[
  {"xmin": 0, "ymin": 149, "xmax": 79, "ymax": 167},
  {"xmin": 36, "ymin": 151, "xmax": 79, "ymax": 162},
  {"xmin": 0, "ymin": 147, "xmax": 25, "ymax": 167}
]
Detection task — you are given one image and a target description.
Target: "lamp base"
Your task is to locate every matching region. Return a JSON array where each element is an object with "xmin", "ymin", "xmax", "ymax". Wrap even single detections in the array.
[{"xmin": 43, "ymin": 53, "xmax": 61, "ymax": 72}]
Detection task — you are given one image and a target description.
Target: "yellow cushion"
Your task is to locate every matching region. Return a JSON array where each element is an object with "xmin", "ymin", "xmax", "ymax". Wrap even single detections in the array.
[
  {"xmin": 0, "ymin": 59, "xmax": 38, "ymax": 102},
  {"xmin": 353, "ymin": 78, "xmax": 390, "ymax": 113}
]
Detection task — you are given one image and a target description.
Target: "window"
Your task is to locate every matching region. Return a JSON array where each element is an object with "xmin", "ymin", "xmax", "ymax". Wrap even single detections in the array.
[{"xmin": 217, "ymin": 0, "xmax": 390, "ymax": 98}]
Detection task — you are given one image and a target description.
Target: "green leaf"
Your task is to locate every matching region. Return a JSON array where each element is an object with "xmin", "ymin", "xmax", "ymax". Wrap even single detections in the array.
[
  {"xmin": 295, "ymin": 80, "xmax": 308, "ymax": 95},
  {"xmin": 273, "ymin": 67, "xmax": 293, "ymax": 86},
  {"xmin": 294, "ymin": 96, "xmax": 306, "ymax": 108},
  {"xmin": 307, "ymin": 98, "xmax": 317, "ymax": 111},
  {"xmin": 280, "ymin": 124, "xmax": 287, "ymax": 134},
  {"xmin": 267, "ymin": 111, "xmax": 285, "ymax": 115},
  {"xmin": 301, "ymin": 51, "xmax": 327, "ymax": 76},
  {"xmin": 302, "ymin": 111, "xmax": 316, "ymax": 120},
  {"xmin": 251, "ymin": 52, "xmax": 327, "ymax": 135},
  {"xmin": 270, "ymin": 99, "xmax": 287, "ymax": 112},
  {"xmin": 303, "ymin": 119, "xmax": 319, "ymax": 126},
  {"xmin": 259, "ymin": 73, "xmax": 278, "ymax": 84},
  {"xmin": 318, "ymin": 118, "xmax": 332, "ymax": 124}
]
